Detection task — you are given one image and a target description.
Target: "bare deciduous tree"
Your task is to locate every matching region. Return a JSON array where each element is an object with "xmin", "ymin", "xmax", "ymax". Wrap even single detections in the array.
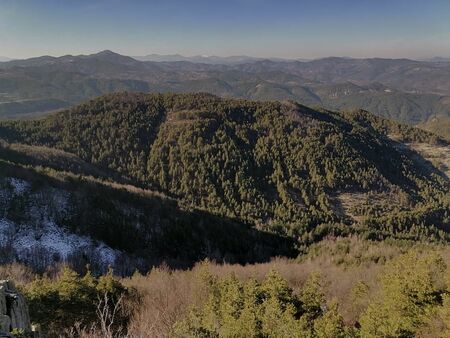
[{"xmin": 96, "ymin": 292, "xmax": 124, "ymax": 338}]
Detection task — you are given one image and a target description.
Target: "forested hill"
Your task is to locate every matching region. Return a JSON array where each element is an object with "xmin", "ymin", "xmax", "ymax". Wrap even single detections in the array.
[{"xmin": 1, "ymin": 92, "xmax": 448, "ymax": 250}]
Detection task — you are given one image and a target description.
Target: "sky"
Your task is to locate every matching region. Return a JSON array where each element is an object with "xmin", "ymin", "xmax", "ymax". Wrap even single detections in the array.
[{"xmin": 0, "ymin": 0, "xmax": 450, "ymax": 59}]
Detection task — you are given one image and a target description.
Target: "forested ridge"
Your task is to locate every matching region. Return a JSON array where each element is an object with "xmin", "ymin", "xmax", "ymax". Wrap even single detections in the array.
[
  {"xmin": 0, "ymin": 92, "xmax": 448, "ymax": 251},
  {"xmin": 1, "ymin": 92, "xmax": 450, "ymax": 337}
]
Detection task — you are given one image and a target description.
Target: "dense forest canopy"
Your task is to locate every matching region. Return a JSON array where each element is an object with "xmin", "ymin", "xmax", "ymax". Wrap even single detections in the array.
[
  {"xmin": 0, "ymin": 92, "xmax": 449, "ymax": 337},
  {"xmin": 0, "ymin": 93, "xmax": 448, "ymax": 259}
]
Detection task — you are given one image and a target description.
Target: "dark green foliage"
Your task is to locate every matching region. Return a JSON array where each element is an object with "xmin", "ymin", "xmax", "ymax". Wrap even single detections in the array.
[
  {"xmin": 22, "ymin": 267, "xmax": 127, "ymax": 335},
  {"xmin": 171, "ymin": 250, "xmax": 450, "ymax": 338},
  {"xmin": 0, "ymin": 160, "xmax": 295, "ymax": 271},
  {"xmin": 172, "ymin": 270, "xmax": 349, "ymax": 337},
  {"xmin": 0, "ymin": 93, "xmax": 447, "ymax": 246}
]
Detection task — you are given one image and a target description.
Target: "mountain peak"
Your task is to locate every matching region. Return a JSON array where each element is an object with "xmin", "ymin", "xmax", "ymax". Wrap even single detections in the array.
[
  {"xmin": 95, "ymin": 49, "xmax": 120, "ymax": 56},
  {"xmin": 88, "ymin": 50, "xmax": 138, "ymax": 64}
]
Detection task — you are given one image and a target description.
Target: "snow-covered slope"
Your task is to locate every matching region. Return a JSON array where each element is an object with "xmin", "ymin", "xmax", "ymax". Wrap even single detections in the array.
[{"xmin": 0, "ymin": 177, "xmax": 119, "ymax": 271}]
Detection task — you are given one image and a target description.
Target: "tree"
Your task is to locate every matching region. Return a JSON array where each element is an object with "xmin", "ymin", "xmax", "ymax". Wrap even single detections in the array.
[
  {"xmin": 360, "ymin": 252, "xmax": 446, "ymax": 337},
  {"xmin": 314, "ymin": 300, "xmax": 347, "ymax": 338}
]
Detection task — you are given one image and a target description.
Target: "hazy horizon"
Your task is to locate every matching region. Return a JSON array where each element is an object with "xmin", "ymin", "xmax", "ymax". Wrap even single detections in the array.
[
  {"xmin": 1, "ymin": 49, "xmax": 449, "ymax": 62},
  {"xmin": 1, "ymin": 0, "xmax": 450, "ymax": 60}
]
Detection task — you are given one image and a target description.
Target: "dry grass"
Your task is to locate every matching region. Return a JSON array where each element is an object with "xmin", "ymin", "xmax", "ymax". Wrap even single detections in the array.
[
  {"xmin": 3, "ymin": 238, "xmax": 449, "ymax": 337},
  {"xmin": 409, "ymin": 142, "xmax": 450, "ymax": 179},
  {"xmin": 123, "ymin": 265, "xmax": 209, "ymax": 338},
  {"xmin": 331, "ymin": 190, "xmax": 409, "ymax": 222},
  {"xmin": 0, "ymin": 263, "xmax": 35, "ymax": 284},
  {"xmin": 124, "ymin": 258, "xmax": 372, "ymax": 337},
  {"xmin": 122, "ymin": 237, "xmax": 450, "ymax": 337},
  {"xmin": 387, "ymin": 135, "xmax": 450, "ymax": 179}
]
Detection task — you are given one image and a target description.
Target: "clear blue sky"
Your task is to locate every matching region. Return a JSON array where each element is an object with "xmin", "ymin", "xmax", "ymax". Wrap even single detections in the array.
[{"xmin": 1, "ymin": 0, "xmax": 449, "ymax": 59}]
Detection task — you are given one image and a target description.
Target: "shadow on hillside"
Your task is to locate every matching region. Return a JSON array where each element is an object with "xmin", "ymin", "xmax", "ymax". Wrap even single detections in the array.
[
  {"xmin": 0, "ymin": 161, "xmax": 298, "ymax": 276},
  {"xmin": 389, "ymin": 139, "xmax": 450, "ymax": 183},
  {"xmin": 0, "ymin": 140, "xmax": 130, "ymax": 184},
  {"xmin": 291, "ymin": 104, "xmax": 348, "ymax": 126}
]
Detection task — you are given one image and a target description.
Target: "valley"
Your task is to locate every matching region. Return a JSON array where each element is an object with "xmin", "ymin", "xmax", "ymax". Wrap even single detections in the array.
[
  {"xmin": 0, "ymin": 93, "xmax": 448, "ymax": 273},
  {"xmin": 2, "ymin": 0, "xmax": 450, "ymax": 336},
  {"xmin": 0, "ymin": 90, "xmax": 448, "ymax": 338},
  {"xmin": 1, "ymin": 51, "xmax": 450, "ymax": 125}
]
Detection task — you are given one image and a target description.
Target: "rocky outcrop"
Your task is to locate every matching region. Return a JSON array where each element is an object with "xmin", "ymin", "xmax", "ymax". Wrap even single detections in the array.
[{"xmin": 0, "ymin": 280, "xmax": 31, "ymax": 334}]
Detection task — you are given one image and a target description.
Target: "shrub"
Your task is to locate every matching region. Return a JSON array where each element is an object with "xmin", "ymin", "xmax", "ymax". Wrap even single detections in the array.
[
  {"xmin": 172, "ymin": 270, "xmax": 349, "ymax": 337},
  {"xmin": 360, "ymin": 252, "xmax": 447, "ymax": 337},
  {"xmin": 22, "ymin": 266, "xmax": 128, "ymax": 335}
]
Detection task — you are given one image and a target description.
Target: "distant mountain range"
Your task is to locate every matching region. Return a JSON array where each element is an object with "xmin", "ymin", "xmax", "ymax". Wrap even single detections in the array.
[
  {"xmin": 133, "ymin": 53, "xmax": 450, "ymax": 64},
  {"xmin": 134, "ymin": 54, "xmax": 264, "ymax": 64},
  {"xmin": 420, "ymin": 57, "xmax": 450, "ymax": 62},
  {"xmin": 133, "ymin": 54, "xmax": 302, "ymax": 64},
  {"xmin": 1, "ymin": 50, "xmax": 450, "ymax": 124},
  {"xmin": 0, "ymin": 56, "xmax": 13, "ymax": 62}
]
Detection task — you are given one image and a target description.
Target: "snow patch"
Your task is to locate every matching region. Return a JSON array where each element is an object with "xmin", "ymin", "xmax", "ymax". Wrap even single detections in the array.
[
  {"xmin": 0, "ymin": 176, "xmax": 121, "ymax": 269},
  {"xmin": 8, "ymin": 178, "xmax": 30, "ymax": 195},
  {"xmin": 0, "ymin": 218, "xmax": 14, "ymax": 243},
  {"xmin": 0, "ymin": 219, "xmax": 118, "ymax": 266}
]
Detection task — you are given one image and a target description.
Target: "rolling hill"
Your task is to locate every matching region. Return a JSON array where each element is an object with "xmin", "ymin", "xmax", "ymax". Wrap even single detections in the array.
[
  {"xmin": 0, "ymin": 93, "xmax": 448, "ymax": 273},
  {"xmin": 0, "ymin": 139, "xmax": 294, "ymax": 274},
  {"xmin": 419, "ymin": 115, "xmax": 450, "ymax": 140},
  {"xmin": 1, "ymin": 51, "xmax": 450, "ymax": 123}
]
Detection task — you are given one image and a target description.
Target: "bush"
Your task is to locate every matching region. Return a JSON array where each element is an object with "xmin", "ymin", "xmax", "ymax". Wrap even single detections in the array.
[
  {"xmin": 360, "ymin": 252, "xmax": 447, "ymax": 337},
  {"xmin": 22, "ymin": 266, "xmax": 128, "ymax": 335},
  {"xmin": 172, "ymin": 270, "xmax": 348, "ymax": 337}
]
